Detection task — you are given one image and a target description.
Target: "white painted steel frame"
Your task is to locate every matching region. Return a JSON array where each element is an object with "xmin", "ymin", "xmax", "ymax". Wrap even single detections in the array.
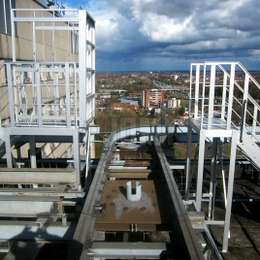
[
  {"xmin": 190, "ymin": 61, "xmax": 260, "ymax": 136},
  {"xmin": 187, "ymin": 61, "xmax": 260, "ymax": 253},
  {"xmin": 10, "ymin": 8, "xmax": 95, "ymax": 128}
]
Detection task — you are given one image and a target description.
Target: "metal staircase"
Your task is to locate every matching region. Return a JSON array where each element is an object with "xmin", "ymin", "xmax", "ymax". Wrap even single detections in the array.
[
  {"xmin": 188, "ymin": 61, "xmax": 260, "ymax": 252},
  {"xmin": 190, "ymin": 61, "xmax": 260, "ymax": 171},
  {"xmin": 238, "ymin": 133, "xmax": 260, "ymax": 170}
]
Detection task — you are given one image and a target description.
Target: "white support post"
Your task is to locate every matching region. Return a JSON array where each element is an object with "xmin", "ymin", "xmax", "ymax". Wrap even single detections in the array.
[
  {"xmin": 73, "ymin": 63, "xmax": 78, "ymax": 125},
  {"xmin": 227, "ymin": 64, "xmax": 235, "ymax": 129},
  {"xmin": 222, "ymin": 131, "xmax": 238, "ymax": 252},
  {"xmin": 84, "ymin": 130, "xmax": 90, "ymax": 182},
  {"xmin": 208, "ymin": 65, "xmax": 216, "ymax": 128},
  {"xmin": 65, "ymin": 64, "xmax": 71, "ymax": 127},
  {"xmin": 242, "ymin": 74, "xmax": 249, "ymax": 137},
  {"xmin": 90, "ymin": 133, "xmax": 95, "ymax": 159},
  {"xmin": 78, "ymin": 10, "xmax": 87, "ymax": 127},
  {"xmin": 54, "ymin": 73, "xmax": 59, "ymax": 117},
  {"xmin": 201, "ymin": 65, "xmax": 207, "ymax": 129},
  {"xmin": 189, "ymin": 64, "xmax": 193, "ymax": 117},
  {"xmin": 11, "ymin": 9, "xmax": 16, "ymax": 62},
  {"xmin": 194, "ymin": 64, "xmax": 200, "ymax": 119},
  {"xmin": 252, "ymin": 105, "xmax": 257, "ymax": 135},
  {"xmin": 196, "ymin": 131, "xmax": 206, "ymax": 212},
  {"xmin": 5, "ymin": 133, "xmax": 12, "ymax": 168},
  {"xmin": 30, "ymin": 136, "xmax": 38, "ymax": 188},
  {"xmin": 35, "ymin": 64, "xmax": 42, "ymax": 126},
  {"xmin": 6, "ymin": 64, "xmax": 15, "ymax": 127},
  {"xmin": 185, "ymin": 119, "xmax": 192, "ymax": 198},
  {"xmin": 73, "ymin": 130, "xmax": 81, "ymax": 190},
  {"xmin": 208, "ymin": 138, "xmax": 217, "ymax": 220},
  {"xmin": 92, "ymin": 26, "xmax": 96, "ymax": 118},
  {"xmin": 221, "ymin": 73, "xmax": 227, "ymax": 121},
  {"xmin": 32, "ymin": 19, "xmax": 36, "ymax": 61},
  {"xmin": 29, "ymin": 137, "xmax": 37, "ymax": 169}
]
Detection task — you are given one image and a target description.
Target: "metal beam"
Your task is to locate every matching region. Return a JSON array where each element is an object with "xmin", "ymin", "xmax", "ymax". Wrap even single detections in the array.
[
  {"xmin": 0, "ymin": 222, "xmax": 73, "ymax": 240},
  {"xmin": 154, "ymin": 137, "xmax": 204, "ymax": 260},
  {"xmin": 88, "ymin": 242, "xmax": 166, "ymax": 259},
  {"xmin": 0, "ymin": 168, "xmax": 76, "ymax": 184},
  {"xmin": 222, "ymin": 132, "xmax": 239, "ymax": 252},
  {"xmin": 196, "ymin": 131, "xmax": 206, "ymax": 211}
]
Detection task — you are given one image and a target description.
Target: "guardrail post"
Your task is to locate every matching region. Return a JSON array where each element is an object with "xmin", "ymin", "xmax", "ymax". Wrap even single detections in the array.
[
  {"xmin": 240, "ymin": 74, "xmax": 249, "ymax": 141},
  {"xmin": 222, "ymin": 131, "xmax": 238, "ymax": 252},
  {"xmin": 73, "ymin": 130, "xmax": 81, "ymax": 190},
  {"xmin": 189, "ymin": 64, "xmax": 193, "ymax": 118},
  {"xmin": 65, "ymin": 63, "xmax": 71, "ymax": 127},
  {"xmin": 252, "ymin": 105, "xmax": 257, "ymax": 135},
  {"xmin": 221, "ymin": 72, "xmax": 227, "ymax": 121},
  {"xmin": 35, "ymin": 63, "xmax": 42, "ymax": 126},
  {"xmin": 196, "ymin": 130, "xmax": 206, "ymax": 212},
  {"xmin": 194, "ymin": 64, "xmax": 200, "ymax": 119},
  {"xmin": 227, "ymin": 64, "xmax": 235, "ymax": 129},
  {"xmin": 6, "ymin": 64, "xmax": 15, "ymax": 127},
  {"xmin": 208, "ymin": 64, "xmax": 216, "ymax": 128}
]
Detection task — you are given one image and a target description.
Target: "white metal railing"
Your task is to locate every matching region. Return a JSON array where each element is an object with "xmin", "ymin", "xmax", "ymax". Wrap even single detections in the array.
[
  {"xmin": 4, "ymin": 61, "xmax": 95, "ymax": 128},
  {"xmin": 3, "ymin": 8, "xmax": 96, "ymax": 128},
  {"xmin": 189, "ymin": 62, "xmax": 260, "ymax": 140}
]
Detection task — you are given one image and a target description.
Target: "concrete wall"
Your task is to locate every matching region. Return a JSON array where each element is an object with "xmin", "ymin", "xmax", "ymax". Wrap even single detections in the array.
[
  {"xmin": 0, "ymin": 0, "xmax": 79, "ymax": 122},
  {"xmin": 0, "ymin": 0, "xmax": 77, "ymax": 62}
]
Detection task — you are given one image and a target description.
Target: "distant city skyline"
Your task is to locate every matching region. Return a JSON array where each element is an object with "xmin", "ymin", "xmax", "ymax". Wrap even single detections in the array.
[{"xmin": 65, "ymin": 0, "xmax": 260, "ymax": 72}]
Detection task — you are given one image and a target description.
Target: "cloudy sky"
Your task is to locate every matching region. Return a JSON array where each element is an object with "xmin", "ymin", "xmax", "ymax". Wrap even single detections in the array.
[{"xmin": 65, "ymin": 0, "xmax": 260, "ymax": 72}]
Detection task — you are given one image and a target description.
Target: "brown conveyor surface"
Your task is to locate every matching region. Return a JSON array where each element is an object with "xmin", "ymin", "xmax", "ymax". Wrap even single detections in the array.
[{"xmin": 96, "ymin": 180, "xmax": 161, "ymax": 226}]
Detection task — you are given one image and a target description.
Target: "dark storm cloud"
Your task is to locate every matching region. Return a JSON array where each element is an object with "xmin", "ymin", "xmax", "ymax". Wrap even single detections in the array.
[{"xmin": 68, "ymin": 0, "xmax": 260, "ymax": 71}]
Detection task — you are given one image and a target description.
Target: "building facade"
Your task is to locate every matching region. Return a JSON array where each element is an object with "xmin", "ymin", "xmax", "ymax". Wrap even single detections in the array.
[{"xmin": 142, "ymin": 89, "xmax": 165, "ymax": 109}]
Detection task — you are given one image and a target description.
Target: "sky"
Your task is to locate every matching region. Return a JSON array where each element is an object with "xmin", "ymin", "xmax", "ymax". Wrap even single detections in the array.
[{"xmin": 65, "ymin": 0, "xmax": 260, "ymax": 72}]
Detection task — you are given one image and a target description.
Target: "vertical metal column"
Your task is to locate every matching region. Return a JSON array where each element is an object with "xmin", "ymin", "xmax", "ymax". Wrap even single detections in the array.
[
  {"xmin": 30, "ymin": 136, "xmax": 38, "ymax": 188},
  {"xmin": 189, "ymin": 64, "xmax": 193, "ymax": 117},
  {"xmin": 5, "ymin": 132, "xmax": 12, "ymax": 168},
  {"xmin": 185, "ymin": 119, "xmax": 193, "ymax": 198},
  {"xmin": 221, "ymin": 73, "xmax": 227, "ymax": 121},
  {"xmin": 11, "ymin": 9, "xmax": 16, "ymax": 62},
  {"xmin": 73, "ymin": 130, "xmax": 81, "ymax": 190},
  {"xmin": 35, "ymin": 64, "xmax": 42, "ymax": 126},
  {"xmin": 252, "ymin": 105, "xmax": 257, "ymax": 135},
  {"xmin": 30, "ymin": 137, "xmax": 37, "ymax": 168},
  {"xmin": 65, "ymin": 64, "xmax": 71, "ymax": 127},
  {"xmin": 241, "ymin": 74, "xmax": 249, "ymax": 140},
  {"xmin": 194, "ymin": 64, "xmax": 200, "ymax": 119},
  {"xmin": 6, "ymin": 64, "xmax": 15, "ymax": 127},
  {"xmin": 196, "ymin": 130, "xmax": 206, "ymax": 211},
  {"xmin": 208, "ymin": 65, "xmax": 216, "ymax": 127},
  {"xmin": 222, "ymin": 131, "xmax": 238, "ymax": 252},
  {"xmin": 79, "ymin": 10, "xmax": 87, "ymax": 127},
  {"xmin": 92, "ymin": 27, "xmax": 96, "ymax": 117},
  {"xmin": 227, "ymin": 64, "xmax": 235, "ymax": 129},
  {"xmin": 208, "ymin": 138, "xmax": 218, "ymax": 220}
]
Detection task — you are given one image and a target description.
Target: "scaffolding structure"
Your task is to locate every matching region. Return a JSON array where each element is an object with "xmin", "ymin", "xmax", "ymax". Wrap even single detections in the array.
[{"xmin": 0, "ymin": 8, "xmax": 96, "ymax": 242}]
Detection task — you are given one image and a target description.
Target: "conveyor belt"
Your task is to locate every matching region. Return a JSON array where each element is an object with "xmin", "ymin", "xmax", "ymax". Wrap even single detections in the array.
[{"xmin": 72, "ymin": 128, "xmax": 206, "ymax": 260}]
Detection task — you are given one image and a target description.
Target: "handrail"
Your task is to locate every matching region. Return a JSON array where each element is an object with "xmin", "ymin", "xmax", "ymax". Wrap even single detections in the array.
[
  {"xmin": 217, "ymin": 64, "xmax": 260, "ymax": 138},
  {"xmin": 218, "ymin": 64, "xmax": 260, "ymax": 113},
  {"xmin": 190, "ymin": 62, "xmax": 260, "ymax": 139},
  {"xmin": 237, "ymin": 62, "xmax": 260, "ymax": 92}
]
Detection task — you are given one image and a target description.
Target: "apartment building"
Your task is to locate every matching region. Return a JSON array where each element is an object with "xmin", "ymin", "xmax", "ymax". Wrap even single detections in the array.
[{"xmin": 142, "ymin": 89, "xmax": 165, "ymax": 109}]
